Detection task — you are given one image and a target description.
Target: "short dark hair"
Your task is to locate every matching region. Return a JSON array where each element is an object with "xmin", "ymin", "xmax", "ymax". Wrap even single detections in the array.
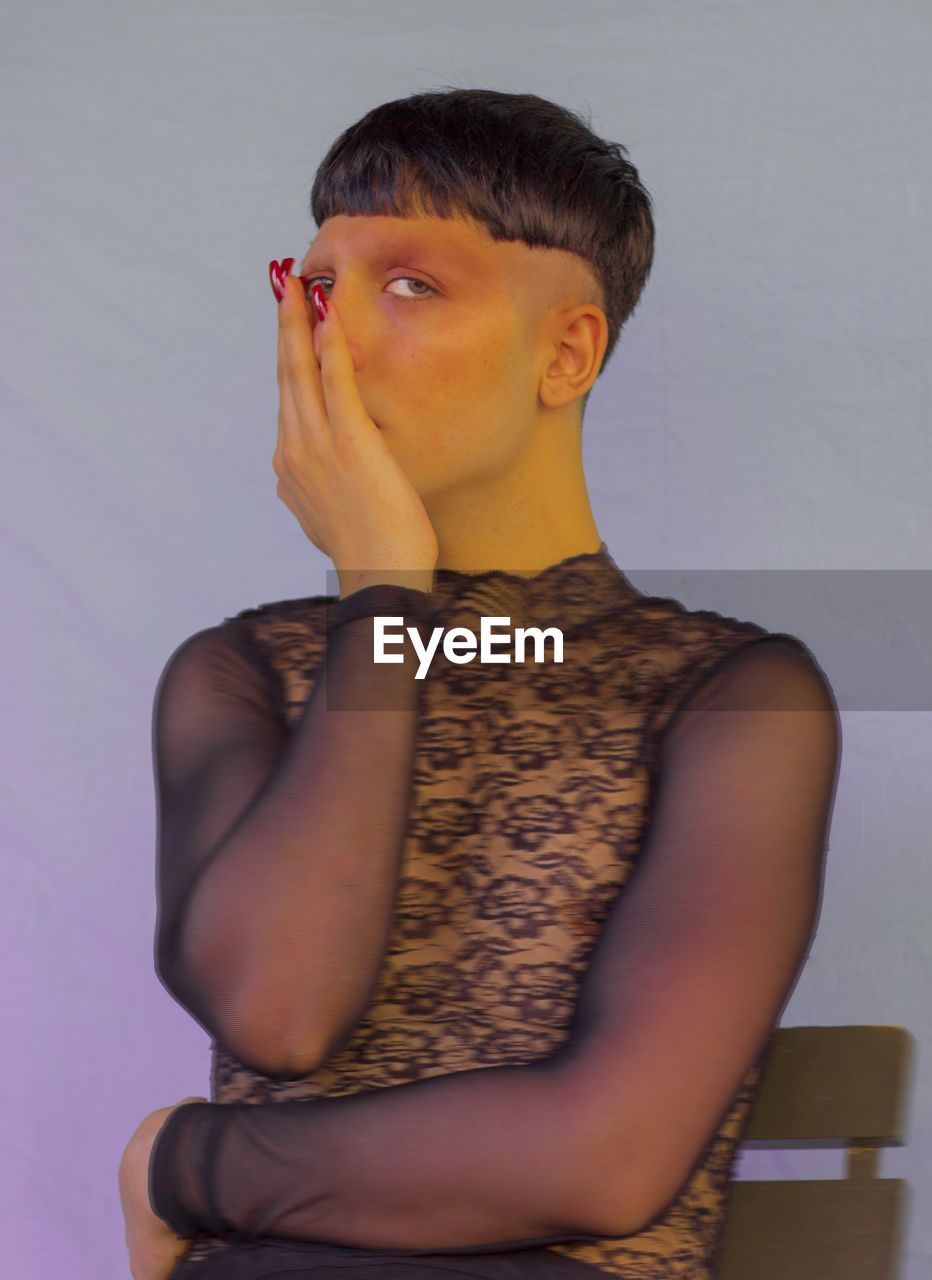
[{"xmin": 309, "ymin": 87, "xmax": 655, "ymax": 417}]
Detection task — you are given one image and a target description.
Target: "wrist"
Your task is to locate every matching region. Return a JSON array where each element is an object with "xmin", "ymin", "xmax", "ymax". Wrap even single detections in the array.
[
  {"xmin": 338, "ymin": 567, "xmax": 436, "ymax": 599},
  {"xmin": 131, "ymin": 1099, "xmax": 209, "ymax": 1222}
]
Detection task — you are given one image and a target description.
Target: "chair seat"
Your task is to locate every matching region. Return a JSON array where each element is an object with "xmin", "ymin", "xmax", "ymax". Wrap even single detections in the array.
[{"xmin": 715, "ymin": 1176, "xmax": 909, "ymax": 1280}]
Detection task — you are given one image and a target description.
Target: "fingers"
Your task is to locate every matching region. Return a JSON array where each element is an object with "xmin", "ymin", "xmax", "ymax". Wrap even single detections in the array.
[
  {"xmin": 275, "ymin": 274, "xmax": 324, "ymax": 488},
  {"xmin": 275, "ymin": 308, "xmax": 303, "ymax": 474},
  {"xmin": 279, "ymin": 273, "xmax": 327, "ymax": 447},
  {"xmin": 306, "ymin": 288, "xmax": 374, "ymax": 440},
  {"xmin": 274, "ymin": 267, "xmax": 378, "ymax": 502},
  {"xmin": 274, "ymin": 324, "xmax": 291, "ymax": 481}
]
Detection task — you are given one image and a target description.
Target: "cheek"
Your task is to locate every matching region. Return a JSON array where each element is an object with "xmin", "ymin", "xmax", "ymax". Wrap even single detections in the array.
[
  {"xmin": 417, "ymin": 324, "xmax": 524, "ymax": 413},
  {"xmin": 387, "ymin": 323, "xmax": 530, "ymax": 469},
  {"xmin": 386, "ymin": 342, "xmax": 471, "ymax": 439}
]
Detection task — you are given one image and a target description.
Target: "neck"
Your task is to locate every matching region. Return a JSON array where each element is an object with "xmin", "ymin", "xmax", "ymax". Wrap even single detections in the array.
[{"xmin": 424, "ymin": 418, "xmax": 603, "ymax": 577}]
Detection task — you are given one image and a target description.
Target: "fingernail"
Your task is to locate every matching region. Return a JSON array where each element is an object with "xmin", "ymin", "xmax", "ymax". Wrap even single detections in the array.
[
  {"xmin": 310, "ymin": 282, "xmax": 328, "ymax": 322},
  {"xmin": 268, "ymin": 260, "xmax": 284, "ymax": 303},
  {"xmin": 278, "ymin": 258, "xmax": 296, "ymax": 306}
]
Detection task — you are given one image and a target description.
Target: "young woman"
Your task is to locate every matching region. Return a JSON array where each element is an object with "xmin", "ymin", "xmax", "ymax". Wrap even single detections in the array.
[{"xmin": 119, "ymin": 87, "xmax": 840, "ymax": 1279}]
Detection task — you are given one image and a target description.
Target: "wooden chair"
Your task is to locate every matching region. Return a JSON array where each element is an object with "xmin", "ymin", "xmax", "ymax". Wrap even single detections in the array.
[{"xmin": 715, "ymin": 1025, "xmax": 915, "ymax": 1280}]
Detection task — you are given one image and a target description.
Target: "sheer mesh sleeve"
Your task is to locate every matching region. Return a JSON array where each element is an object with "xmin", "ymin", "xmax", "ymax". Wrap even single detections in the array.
[
  {"xmin": 560, "ymin": 634, "xmax": 842, "ymax": 1234},
  {"xmin": 153, "ymin": 583, "xmax": 436, "ymax": 1080},
  {"xmin": 149, "ymin": 634, "xmax": 841, "ymax": 1252}
]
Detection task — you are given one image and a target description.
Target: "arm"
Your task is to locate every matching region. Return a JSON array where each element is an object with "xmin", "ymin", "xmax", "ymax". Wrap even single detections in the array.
[
  {"xmin": 150, "ymin": 1062, "xmax": 608, "ymax": 1252},
  {"xmin": 564, "ymin": 635, "xmax": 841, "ymax": 1233},
  {"xmin": 149, "ymin": 635, "xmax": 841, "ymax": 1251},
  {"xmin": 154, "ymin": 581, "xmax": 434, "ymax": 1079}
]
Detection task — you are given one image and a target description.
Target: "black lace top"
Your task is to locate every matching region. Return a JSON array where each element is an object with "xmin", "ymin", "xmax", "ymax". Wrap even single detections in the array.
[{"xmin": 148, "ymin": 542, "xmax": 840, "ymax": 1278}]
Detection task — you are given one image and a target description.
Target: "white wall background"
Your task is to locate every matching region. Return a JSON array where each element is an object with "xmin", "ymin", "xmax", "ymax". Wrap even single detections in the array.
[{"xmin": 2, "ymin": 1, "xmax": 929, "ymax": 1276}]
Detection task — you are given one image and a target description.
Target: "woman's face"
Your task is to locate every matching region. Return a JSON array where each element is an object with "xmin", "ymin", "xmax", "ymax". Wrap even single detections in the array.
[{"xmin": 297, "ymin": 212, "xmax": 602, "ymax": 506}]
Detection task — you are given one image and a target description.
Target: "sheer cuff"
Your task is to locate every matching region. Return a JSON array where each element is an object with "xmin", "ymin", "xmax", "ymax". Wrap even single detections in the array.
[{"xmin": 149, "ymin": 1102, "xmax": 240, "ymax": 1242}]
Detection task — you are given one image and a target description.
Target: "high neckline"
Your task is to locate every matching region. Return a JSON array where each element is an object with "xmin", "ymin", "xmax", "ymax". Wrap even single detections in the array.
[
  {"xmin": 434, "ymin": 541, "xmax": 610, "ymax": 586},
  {"xmin": 429, "ymin": 541, "xmax": 641, "ymax": 631}
]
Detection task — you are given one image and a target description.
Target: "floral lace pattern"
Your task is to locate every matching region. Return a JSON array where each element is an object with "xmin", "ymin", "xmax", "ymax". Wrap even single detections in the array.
[{"xmin": 178, "ymin": 544, "xmax": 784, "ymax": 1277}]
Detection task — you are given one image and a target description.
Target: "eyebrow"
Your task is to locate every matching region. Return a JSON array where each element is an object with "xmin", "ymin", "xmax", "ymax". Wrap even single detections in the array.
[{"xmin": 300, "ymin": 238, "xmax": 472, "ymax": 277}]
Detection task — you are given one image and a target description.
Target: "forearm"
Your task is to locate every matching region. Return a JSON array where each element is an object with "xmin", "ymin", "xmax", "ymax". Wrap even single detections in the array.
[
  {"xmin": 149, "ymin": 1058, "xmax": 610, "ymax": 1251},
  {"xmin": 172, "ymin": 583, "xmax": 433, "ymax": 1076}
]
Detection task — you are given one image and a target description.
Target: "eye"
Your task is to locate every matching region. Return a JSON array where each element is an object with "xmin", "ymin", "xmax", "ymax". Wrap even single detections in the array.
[{"xmin": 301, "ymin": 275, "xmax": 436, "ymax": 301}]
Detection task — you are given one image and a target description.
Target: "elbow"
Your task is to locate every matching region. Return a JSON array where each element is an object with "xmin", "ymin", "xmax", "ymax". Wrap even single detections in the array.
[
  {"xmin": 157, "ymin": 931, "xmax": 334, "ymax": 1080},
  {"xmin": 274, "ymin": 1017, "xmax": 365, "ymax": 1080},
  {"xmin": 563, "ymin": 1138, "xmax": 653, "ymax": 1240},
  {"xmin": 195, "ymin": 950, "xmax": 331, "ymax": 1078},
  {"xmin": 547, "ymin": 1085, "xmax": 649, "ymax": 1238},
  {"xmin": 256, "ymin": 1049, "xmax": 322, "ymax": 1081},
  {"xmin": 162, "ymin": 958, "xmax": 326, "ymax": 1081},
  {"xmin": 574, "ymin": 1156, "xmax": 682, "ymax": 1240},
  {"xmin": 217, "ymin": 1025, "xmax": 324, "ymax": 1081},
  {"xmin": 570, "ymin": 1181, "xmax": 647, "ymax": 1241},
  {"xmin": 221, "ymin": 1013, "xmax": 328, "ymax": 1082},
  {"xmin": 248, "ymin": 1012, "xmax": 347, "ymax": 1080},
  {"xmin": 266, "ymin": 1038, "xmax": 328, "ymax": 1080},
  {"xmin": 223, "ymin": 985, "xmax": 347, "ymax": 1080}
]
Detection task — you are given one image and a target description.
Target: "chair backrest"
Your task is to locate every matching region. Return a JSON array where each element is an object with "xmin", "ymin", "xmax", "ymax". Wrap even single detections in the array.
[{"xmin": 715, "ymin": 1025, "xmax": 915, "ymax": 1280}]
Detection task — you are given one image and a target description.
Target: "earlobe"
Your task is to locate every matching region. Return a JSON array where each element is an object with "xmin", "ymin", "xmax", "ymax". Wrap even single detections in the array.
[
  {"xmin": 539, "ymin": 359, "xmax": 597, "ymax": 412},
  {"xmin": 542, "ymin": 309, "xmax": 604, "ymax": 409}
]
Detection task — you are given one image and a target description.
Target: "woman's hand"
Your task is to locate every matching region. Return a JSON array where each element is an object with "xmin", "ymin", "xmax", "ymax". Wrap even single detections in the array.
[
  {"xmin": 118, "ymin": 1096, "xmax": 207, "ymax": 1280},
  {"xmin": 271, "ymin": 260, "xmax": 439, "ymax": 596}
]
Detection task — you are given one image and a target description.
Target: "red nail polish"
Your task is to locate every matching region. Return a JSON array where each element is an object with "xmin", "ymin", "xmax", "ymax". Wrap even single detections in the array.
[
  {"xmin": 269, "ymin": 260, "xmax": 284, "ymax": 303},
  {"xmin": 279, "ymin": 258, "xmax": 294, "ymax": 303},
  {"xmin": 310, "ymin": 282, "xmax": 328, "ymax": 322}
]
